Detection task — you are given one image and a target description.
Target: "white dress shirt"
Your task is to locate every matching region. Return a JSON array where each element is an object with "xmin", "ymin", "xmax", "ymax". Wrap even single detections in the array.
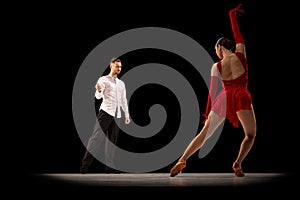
[{"xmin": 95, "ymin": 75, "xmax": 129, "ymax": 119}]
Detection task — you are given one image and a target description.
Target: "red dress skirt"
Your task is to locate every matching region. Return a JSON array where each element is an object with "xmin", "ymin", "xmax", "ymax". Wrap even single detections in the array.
[
  {"xmin": 204, "ymin": 52, "xmax": 252, "ymax": 128},
  {"xmin": 211, "ymin": 73, "xmax": 252, "ymax": 128}
]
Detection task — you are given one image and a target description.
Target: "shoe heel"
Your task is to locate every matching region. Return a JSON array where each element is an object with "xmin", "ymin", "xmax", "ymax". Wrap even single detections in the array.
[
  {"xmin": 170, "ymin": 161, "xmax": 186, "ymax": 177},
  {"xmin": 232, "ymin": 162, "xmax": 245, "ymax": 177}
]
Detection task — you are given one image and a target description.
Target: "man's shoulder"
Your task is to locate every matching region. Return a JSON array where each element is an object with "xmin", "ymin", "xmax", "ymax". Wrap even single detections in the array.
[{"xmin": 117, "ymin": 77, "xmax": 125, "ymax": 83}]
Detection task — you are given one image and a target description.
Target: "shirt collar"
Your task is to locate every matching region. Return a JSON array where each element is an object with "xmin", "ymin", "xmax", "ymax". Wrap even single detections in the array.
[{"xmin": 108, "ymin": 74, "xmax": 118, "ymax": 80}]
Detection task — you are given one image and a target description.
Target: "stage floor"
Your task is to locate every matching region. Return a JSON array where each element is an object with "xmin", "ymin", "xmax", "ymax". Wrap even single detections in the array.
[
  {"xmin": 31, "ymin": 173, "xmax": 286, "ymax": 187},
  {"xmin": 23, "ymin": 172, "xmax": 295, "ymax": 197}
]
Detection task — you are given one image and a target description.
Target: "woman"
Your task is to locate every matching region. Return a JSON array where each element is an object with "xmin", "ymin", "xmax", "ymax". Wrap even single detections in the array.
[{"xmin": 170, "ymin": 4, "xmax": 256, "ymax": 177}]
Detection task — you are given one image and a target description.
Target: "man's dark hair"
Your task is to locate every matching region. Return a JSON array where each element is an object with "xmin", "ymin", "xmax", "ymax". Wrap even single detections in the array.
[{"xmin": 110, "ymin": 57, "xmax": 121, "ymax": 63}]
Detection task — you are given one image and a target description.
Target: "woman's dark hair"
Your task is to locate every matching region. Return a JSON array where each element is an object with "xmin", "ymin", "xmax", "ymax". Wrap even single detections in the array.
[{"xmin": 215, "ymin": 37, "xmax": 236, "ymax": 52}]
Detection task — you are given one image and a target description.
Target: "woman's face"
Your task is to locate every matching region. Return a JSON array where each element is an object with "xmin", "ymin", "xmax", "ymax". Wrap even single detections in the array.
[{"xmin": 215, "ymin": 44, "xmax": 223, "ymax": 59}]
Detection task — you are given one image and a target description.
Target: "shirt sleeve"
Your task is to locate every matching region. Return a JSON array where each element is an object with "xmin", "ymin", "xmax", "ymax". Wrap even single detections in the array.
[
  {"xmin": 95, "ymin": 77, "xmax": 105, "ymax": 99},
  {"xmin": 121, "ymin": 82, "xmax": 130, "ymax": 118}
]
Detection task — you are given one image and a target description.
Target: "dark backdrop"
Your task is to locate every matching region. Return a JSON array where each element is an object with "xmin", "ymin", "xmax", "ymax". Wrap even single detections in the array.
[{"xmin": 18, "ymin": 0, "xmax": 296, "ymax": 196}]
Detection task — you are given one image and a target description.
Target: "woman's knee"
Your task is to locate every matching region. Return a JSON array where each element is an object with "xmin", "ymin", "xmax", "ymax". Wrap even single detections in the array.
[{"xmin": 245, "ymin": 131, "xmax": 256, "ymax": 140}]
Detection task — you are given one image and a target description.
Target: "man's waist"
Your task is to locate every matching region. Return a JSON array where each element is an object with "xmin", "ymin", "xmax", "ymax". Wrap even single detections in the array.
[{"xmin": 100, "ymin": 107, "xmax": 122, "ymax": 118}]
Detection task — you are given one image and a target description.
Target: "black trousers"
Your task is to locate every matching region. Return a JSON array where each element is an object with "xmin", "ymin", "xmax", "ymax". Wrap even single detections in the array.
[{"xmin": 81, "ymin": 109, "xmax": 120, "ymax": 169}]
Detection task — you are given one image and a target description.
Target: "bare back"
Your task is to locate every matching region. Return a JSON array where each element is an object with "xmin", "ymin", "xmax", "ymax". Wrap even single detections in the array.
[
  {"xmin": 220, "ymin": 53, "xmax": 245, "ymax": 80},
  {"xmin": 217, "ymin": 42, "xmax": 246, "ymax": 80}
]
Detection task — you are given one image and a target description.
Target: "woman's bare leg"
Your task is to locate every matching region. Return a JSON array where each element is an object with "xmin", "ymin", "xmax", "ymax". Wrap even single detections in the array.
[
  {"xmin": 178, "ymin": 111, "xmax": 225, "ymax": 162},
  {"xmin": 234, "ymin": 105, "xmax": 257, "ymax": 176},
  {"xmin": 170, "ymin": 111, "xmax": 225, "ymax": 176}
]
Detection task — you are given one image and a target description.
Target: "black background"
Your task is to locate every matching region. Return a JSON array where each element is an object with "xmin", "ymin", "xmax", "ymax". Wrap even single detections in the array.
[{"xmin": 15, "ymin": 0, "xmax": 297, "ymax": 197}]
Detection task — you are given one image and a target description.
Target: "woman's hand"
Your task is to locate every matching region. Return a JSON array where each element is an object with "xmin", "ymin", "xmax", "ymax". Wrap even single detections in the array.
[{"xmin": 229, "ymin": 3, "xmax": 245, "ymax": 17}]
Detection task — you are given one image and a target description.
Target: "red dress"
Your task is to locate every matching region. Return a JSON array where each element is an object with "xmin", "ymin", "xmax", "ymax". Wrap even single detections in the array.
[{"xmin": 203, "ymin": 52, "xmax": 252, "ymax": 128}]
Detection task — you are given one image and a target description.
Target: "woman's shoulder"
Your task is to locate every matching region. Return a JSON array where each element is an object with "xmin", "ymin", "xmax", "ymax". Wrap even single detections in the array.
[
  {"xmin": 211, "ymin": 62, "xmax": 221, "ymax": 76},
  {"xmin": 234, "ymin": 52, "xmax": 247, "ymax": 64}
]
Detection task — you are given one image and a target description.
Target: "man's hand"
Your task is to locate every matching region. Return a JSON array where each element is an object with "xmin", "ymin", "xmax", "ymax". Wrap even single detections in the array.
[
  {"xmin": 125, "ymin": 117, "xmax": 130, "ymax": 125},
  {"xmin": 95, "ymin": 83, "xmax": 102, "ymax": 92}
]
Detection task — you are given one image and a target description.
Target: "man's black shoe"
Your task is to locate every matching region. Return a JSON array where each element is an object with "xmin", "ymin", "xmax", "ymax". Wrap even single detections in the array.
[
  {"xmin": 105, "ymin": 169, "xmax": 121, "ymax": 174},
  {"xmin": 80, "ymin": 165, "xmax": 88, "ymax": 174},
  {"xmin": 104, "ymin": 167, "xmax": 121, "ymax": 174}
]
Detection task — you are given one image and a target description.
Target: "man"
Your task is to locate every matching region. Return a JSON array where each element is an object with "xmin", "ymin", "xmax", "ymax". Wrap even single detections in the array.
[{"xmin": 80, "ymin": 57, "xmax": 130, "ymax": 174}]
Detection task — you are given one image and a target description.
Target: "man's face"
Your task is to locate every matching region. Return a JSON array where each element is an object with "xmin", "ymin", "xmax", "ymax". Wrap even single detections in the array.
[{"xmin": 111, "ymin": 61, "xmax": 122, "ymax": 75}]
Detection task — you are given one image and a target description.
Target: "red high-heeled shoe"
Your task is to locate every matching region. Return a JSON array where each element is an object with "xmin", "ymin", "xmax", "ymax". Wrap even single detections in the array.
[
  {"xmin": 170, "ymin": 161, "xmax": 186, "ymax": 177},
  {"xmin": 232, "ymin": 162, "xmax": 245, "ymax": 177}
]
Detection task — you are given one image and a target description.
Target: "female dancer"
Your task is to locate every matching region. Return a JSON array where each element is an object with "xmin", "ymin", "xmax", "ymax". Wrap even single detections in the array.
[{"xmin": 170, "ymin": 4, "xmax": 256, "ymax": 177}]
